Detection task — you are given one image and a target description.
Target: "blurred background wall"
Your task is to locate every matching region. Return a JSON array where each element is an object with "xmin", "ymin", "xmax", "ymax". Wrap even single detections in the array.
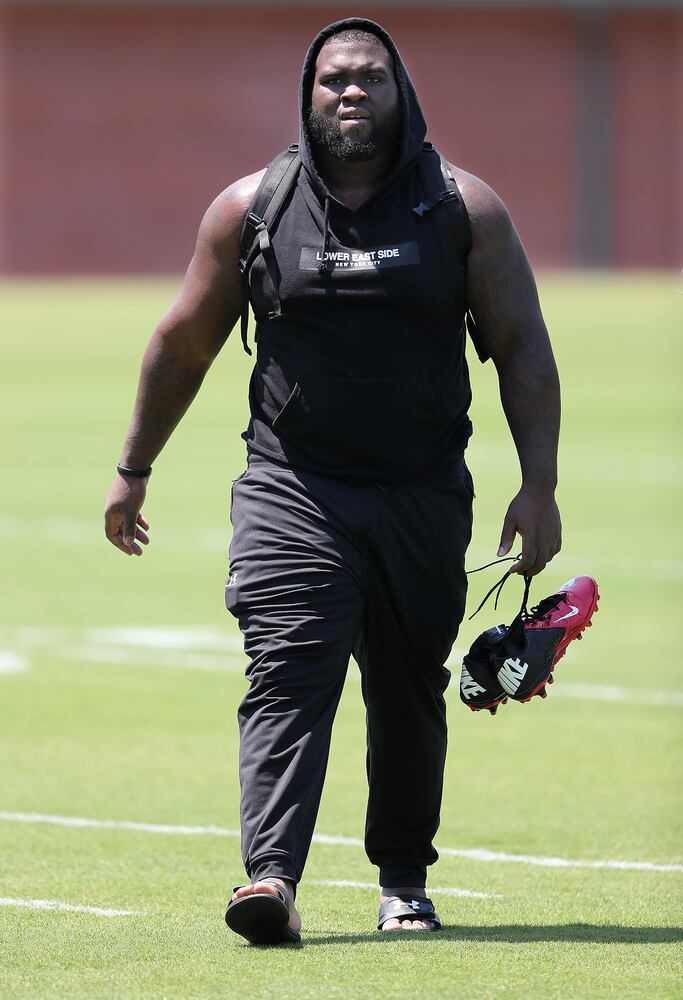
[{"xmin": 0, "ymin": 0, "xmax": 681, "ymax": 274}]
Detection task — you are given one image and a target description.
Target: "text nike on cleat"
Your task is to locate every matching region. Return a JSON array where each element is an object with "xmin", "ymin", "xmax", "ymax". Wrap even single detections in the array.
[{"xmin": 459, "ymin": 625, "xmax": 508, "ymax": 713}]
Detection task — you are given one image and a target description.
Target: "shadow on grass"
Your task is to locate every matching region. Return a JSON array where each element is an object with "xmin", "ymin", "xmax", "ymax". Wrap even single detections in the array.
[{"xmin": 292, "ymin": 924, "xmax": 683, "ymax": 947}]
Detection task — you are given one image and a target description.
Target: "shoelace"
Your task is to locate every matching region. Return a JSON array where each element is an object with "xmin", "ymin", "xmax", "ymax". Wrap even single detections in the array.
[
  {"xmin": 466, "ymin": 556, "xmax": 530, "ymax": 620},
  {"xmin": 467, "ymin": 556, "xmax": 565, "ymax": 627}
]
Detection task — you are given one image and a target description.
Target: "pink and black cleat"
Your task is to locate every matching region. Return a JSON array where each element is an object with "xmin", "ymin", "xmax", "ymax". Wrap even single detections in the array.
[
  {"xmin": 545, "ymin": 576, "xmax": 600, "ymax": 667},
  {"xmin": 498, "ymin": 575, "xmax": 600, "ymax": 702},
  {"xmin": 460, "ymin": 573, "xmax": 600, "ymax": 712},
  {"xmin": 459, "ymin": 625, "xmax": 509, "ymax": 715}
]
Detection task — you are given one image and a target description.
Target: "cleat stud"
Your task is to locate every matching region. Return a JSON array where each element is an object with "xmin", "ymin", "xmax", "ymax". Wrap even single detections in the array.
[{"xmin": 548, "ymin": 674, "xmax": 555, "ymax": 684}]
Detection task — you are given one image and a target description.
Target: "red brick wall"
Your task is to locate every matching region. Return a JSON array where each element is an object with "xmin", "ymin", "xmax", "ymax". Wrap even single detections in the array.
[
  {"xmin": 0, "ymin": 5, "xmax": 680, "ymax": 273},
  {"xmin": 613, "ymin": 11, "xmax": 683, "ymax": 268}
]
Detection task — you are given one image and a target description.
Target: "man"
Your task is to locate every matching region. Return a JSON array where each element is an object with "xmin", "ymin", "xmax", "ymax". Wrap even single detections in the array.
[{"xmin": 104, "ymin": 18, "xmax": 561, "ymax": 942}]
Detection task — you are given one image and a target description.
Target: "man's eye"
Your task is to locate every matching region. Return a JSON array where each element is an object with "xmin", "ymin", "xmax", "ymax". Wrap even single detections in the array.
[{"xmin": 323, "ymin": 77, "xmax": 342, "ymax": 85}]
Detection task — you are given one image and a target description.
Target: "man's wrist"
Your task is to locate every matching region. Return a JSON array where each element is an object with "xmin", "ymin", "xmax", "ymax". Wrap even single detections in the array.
[
  {"xmin": 117, "ymin": 462, "xmax": 152, "ymax": 479},
  {"xmin": 520, "ymin": 477, "xmax": 557, "ymax": 496}
]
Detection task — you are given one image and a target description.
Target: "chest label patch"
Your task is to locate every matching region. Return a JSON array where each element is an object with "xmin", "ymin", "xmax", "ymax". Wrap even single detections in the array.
[{"xmin": 299, "ymin": 241, "xmax": 420, "ymax": 272}]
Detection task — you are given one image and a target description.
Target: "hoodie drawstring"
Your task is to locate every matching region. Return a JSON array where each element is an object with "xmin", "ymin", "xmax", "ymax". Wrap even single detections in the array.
[{"xmin": 317, "ymin": 196, "xmax": 331, "ymax": 274}]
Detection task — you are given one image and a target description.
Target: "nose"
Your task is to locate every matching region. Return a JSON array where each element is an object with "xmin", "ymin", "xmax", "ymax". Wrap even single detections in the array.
[{"xmin": 340, "ymin": 83, "xmax": 367, "ymax": 102}]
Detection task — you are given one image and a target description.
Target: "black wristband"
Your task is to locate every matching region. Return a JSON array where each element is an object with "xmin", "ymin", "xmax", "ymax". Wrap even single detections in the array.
[{"xmin": 116, "ymin": 463, "xmax": 152, "ymax": 479}]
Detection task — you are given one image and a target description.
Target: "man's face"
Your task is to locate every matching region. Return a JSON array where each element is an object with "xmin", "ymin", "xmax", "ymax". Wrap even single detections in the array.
[{"xmin": 307, "ymin": 38, "xmax": 400, "ymax": 162}]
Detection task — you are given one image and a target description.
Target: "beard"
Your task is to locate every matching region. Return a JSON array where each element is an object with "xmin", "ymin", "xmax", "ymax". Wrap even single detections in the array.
[{"xmin": 307, "ymin": 107, "xmax": 399, "ymax": 163}]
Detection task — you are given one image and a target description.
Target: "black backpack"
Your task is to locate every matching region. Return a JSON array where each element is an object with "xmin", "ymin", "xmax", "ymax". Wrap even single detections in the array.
[{"xmin": 237, "ymin": 142, "xmax": 481, "ymax": 357}]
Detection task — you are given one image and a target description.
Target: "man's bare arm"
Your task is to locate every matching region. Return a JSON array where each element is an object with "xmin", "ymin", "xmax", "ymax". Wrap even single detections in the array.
[
  {"xmin": 454, "ymin": 166, "xmax": 562, "ymax": 576},
  {"xmin": 104, "ymin": 170, "xmax": 264, "ymax": 556}
]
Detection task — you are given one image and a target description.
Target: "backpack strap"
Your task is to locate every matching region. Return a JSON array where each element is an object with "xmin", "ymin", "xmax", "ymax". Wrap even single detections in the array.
[
  {"xmin": 413, "ymin": 144, "xmax": 488, "ymax": 362},
  {"xmin": 238, "ymin": 144, "xmax": 301, "ymax": 355}
]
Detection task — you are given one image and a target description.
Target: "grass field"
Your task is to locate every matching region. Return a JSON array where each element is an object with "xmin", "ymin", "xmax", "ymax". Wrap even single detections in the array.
[{"xmin": 1, "ymin": 274, "xmax": 682, "ymax": 999}]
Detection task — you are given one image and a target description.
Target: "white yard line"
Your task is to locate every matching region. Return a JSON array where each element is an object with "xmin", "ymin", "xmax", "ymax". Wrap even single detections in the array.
[
  {"xmin": 0, "ymin": 651, "xmax": 26, "ymax": 675},
  {"xmin": 0, "ymin": 897, "xmax": 143, "ymax": 916},
  {"xmin": 435, "ymin": 847, "xmax": 683, "ymax": 872},
  {"xmin": 1, "ymin": 811, "xmax": 680, "ymax": 874},
  {"xmin": 311, "ymin": 879, "xmax": 496, "ymax": 899},
  {"xmin": 550, "ymin": 683, "xmax": 683, "ymax": 709},
  {"xmin": 444, "ymin": 679, "xmax": 683, "ymax": 709},
  {"xmin": 85, "ymin": 627, "xmax": 245, "ymax": 653},
  {"xmin": 60, "ymin": 645, "xmax": 245, "ymax": 674},
  {"xmin": 3, "ymin": 624, "xmax": 683, "ymax": 708},
  {"xmin": 0, "ymin": 812, "xmax": 240, "ymax": 837}
]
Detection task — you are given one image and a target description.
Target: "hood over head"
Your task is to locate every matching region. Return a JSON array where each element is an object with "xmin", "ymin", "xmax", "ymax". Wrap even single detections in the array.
[{"xmin": 298, "ymin": 17, "xmax": 427, "ymax": 204}]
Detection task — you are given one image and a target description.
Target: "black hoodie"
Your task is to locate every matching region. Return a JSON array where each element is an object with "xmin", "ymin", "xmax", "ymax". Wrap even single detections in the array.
[{"xmin": 243, "ymin": 17, "xmax": 471, "ymax": 483}]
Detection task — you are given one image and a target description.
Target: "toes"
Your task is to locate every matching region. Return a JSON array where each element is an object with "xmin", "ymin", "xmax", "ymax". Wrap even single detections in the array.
[
  {"xmin": 381, "ymin": 918, "xmax": 403, "ymax": 931},
  {"xmin": 230, "ymin": 882, "xmax": 279, "ymax": 902},
  {"xmin": 381, "ymin": 917, "xmax": 437, "ymax": 932}
]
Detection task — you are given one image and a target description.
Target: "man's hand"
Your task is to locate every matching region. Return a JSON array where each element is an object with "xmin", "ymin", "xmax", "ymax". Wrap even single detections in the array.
[
  {"xmin": 497, "ymin": 486, "xmax": 562, "ymax": 576},
  {"xmin": 104, "ymin": 475, "xmax": 150, "ymax": 556}
]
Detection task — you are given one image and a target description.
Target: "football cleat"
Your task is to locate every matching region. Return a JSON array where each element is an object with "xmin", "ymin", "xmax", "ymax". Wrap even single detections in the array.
[
  {"xmin": 490, "ymin": 575, "xmax": 600, "ymax": 703},
  {"xmin": 459, "ymin": 625, "xmax": 508, "ymax": 714},
  {"xmin": 544, "ymin": 576, "xmax": 600, "ymax": 668},
  {"xmin": 461, "ymin": 570, "xmax": 600, "ymax": 712}
]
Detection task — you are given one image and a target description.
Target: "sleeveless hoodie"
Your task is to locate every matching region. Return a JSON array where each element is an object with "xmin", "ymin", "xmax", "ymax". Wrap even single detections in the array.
[{"xmin": 242, "ymin": 17, "xmax": 472, "ymax": 484}]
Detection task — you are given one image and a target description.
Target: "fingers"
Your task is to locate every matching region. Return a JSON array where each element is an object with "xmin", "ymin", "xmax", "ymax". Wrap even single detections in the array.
[
  {"xmin": 128, "ymin": 527, "xmax": 150, "ymax": 556},
  {"xmin": 497, "ymin": 508, "xmax": 517, "ymax": 558},
  {"xmin": 104, "ymin": 508, "xmax": 150, "ymax": 557},
  {"xmin": 105, "ymin": 516, "xmax": 132, "ymax": 555},
  {"xmin": 514, "ymin": 535, "xmax": 540, "ymax": 575},
  {"xmin": 104, "ymin": 476, "xmax": 149, "ymax": 556},
  {"xmin": 122, "ymin": 507, "xmax": 138, "ymax": 549},
  {"xmin": 515, "ymin": 540, "xmax": 563, "ymax": 577},
  {"xmin": 499, "ymin": 491, "xmax": 562, "ymax": 576}
]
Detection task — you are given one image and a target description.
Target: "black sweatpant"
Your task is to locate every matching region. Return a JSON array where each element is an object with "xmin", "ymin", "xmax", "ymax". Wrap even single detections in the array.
[{"xmin": 225, "ymin": 453, "xmax": 473, "ymax": 889}]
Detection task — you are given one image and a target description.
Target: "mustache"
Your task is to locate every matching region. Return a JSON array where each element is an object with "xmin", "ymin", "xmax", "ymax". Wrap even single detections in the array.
[{"xmin": 306, "ymin": 108, "xmax": 399, "ymax": 163}]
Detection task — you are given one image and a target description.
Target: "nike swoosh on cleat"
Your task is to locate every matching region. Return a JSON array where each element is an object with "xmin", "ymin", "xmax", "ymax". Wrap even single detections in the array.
[{"xmin": 556, "ymin": 605, "xmax": 579, "ymax": 622}]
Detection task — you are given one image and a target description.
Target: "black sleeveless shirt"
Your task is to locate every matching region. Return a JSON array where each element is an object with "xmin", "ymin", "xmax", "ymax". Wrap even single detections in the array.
[{"xmin": 241, "ymin": 17, "xmax": 473, "ymax": 484}]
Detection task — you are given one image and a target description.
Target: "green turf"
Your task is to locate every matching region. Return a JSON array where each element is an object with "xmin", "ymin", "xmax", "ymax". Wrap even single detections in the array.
[{"xmin": 0, "ymin": 274, "xmax": 682, "ymax": 999}]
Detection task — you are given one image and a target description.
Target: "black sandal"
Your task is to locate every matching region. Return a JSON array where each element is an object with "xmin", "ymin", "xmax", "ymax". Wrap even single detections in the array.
[
  {"xmin": 377, "ymin": 894, "xmax": 441, "ymax": 931},
  {"xmin": 225, "ymin": 879, "xmax": 301, "ymax": 945}
]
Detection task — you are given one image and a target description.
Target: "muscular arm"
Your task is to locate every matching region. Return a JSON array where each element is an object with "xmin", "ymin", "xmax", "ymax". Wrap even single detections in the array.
[
  {"xmin": 104, "ymin": 169, "xmax": 264, "ymax": 555},
  {"xmin": 454, "ymin": 167, "xmax": 562, "ymax": 576}
]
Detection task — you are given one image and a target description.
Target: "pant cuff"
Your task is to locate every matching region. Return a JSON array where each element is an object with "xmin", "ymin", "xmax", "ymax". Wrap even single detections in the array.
[
  {"xmin": 248, "ymin": 855, "xmax": 300, "ymax": 892},
  {"xmin": 378, "ymin": 863, "xmax": 427, "ymax": 889}
]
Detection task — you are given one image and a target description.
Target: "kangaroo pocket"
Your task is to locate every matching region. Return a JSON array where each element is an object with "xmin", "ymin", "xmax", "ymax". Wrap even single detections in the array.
[{"xmin": 263, "ymin": 365, "xmax": 460, "ymax": 473}]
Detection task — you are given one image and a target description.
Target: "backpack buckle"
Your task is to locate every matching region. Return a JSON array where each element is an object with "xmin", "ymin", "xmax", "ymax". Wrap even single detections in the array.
[{"xmin": 412, "ymin": 189, "xmax": 458, "ymax": 217}]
